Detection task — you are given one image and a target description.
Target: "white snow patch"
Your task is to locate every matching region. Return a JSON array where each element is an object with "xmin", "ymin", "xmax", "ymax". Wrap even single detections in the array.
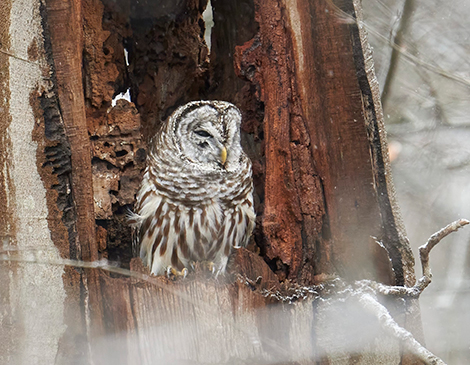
[
  {"xmin": 111, "ymin": 88, "xmax": 131, "ymax": 107},
  {"xmin": 124, "ymin": 48, "xmax": 129, "ymax": 66},
  {"xmin": 202, "ymin": 0, "xmax": 214, "ymax": 53}
]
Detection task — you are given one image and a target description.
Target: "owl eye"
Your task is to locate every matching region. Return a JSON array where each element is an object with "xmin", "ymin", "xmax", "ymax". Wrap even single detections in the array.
[{"xmin": 194, "ymin": 130, "xmax": 212, "ymax": 138}]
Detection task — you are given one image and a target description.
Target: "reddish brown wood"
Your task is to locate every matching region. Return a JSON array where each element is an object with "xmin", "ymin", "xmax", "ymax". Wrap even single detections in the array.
[
  {"xmin": 234, "ymin": 0, "xmax": 413, "ymax": 285},
  {"xmin": 38, "ymin": 0, "xmax": 424, "ymax": 362},
  {"xmin": 44, "ymin": 0, "xmax": 107, "ymax": 359},
  {"xmin": 46, "ymin": 0, "xmax": 97, "ymax": 261},
  {"xmin": 284, "ymin": 0, "xmax": 384, "ymax": 281}
]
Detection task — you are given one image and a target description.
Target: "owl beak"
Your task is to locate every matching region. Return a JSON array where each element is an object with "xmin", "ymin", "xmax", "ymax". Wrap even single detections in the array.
[{"xmin": 221, "ymin": 146, "xmax": 227, "ymax": 165}]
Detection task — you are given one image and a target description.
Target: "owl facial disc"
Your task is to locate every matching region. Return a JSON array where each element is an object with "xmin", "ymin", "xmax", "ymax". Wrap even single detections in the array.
[{"xmin": 173, "ymin": 102, "xmax": 241, "ymax": 171}]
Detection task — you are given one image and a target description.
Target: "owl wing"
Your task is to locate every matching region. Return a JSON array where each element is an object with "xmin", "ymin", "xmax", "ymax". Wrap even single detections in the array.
[{"xmin": 208, "ymin": 194, "xmax": 256, "ymax": 272}]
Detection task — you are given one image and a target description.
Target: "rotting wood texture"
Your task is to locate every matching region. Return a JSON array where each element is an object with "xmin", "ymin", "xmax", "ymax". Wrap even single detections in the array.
[
  {"xmin": 46, "ymin": 0, "xmax": 97, "ymax": 261},
  {"xmin": 235, "ymin": 0, "xmax": 414, "ymax": 285},
  {"xmin": 36, "ymin": 0, "xmax": 424, "ymax": 362}
]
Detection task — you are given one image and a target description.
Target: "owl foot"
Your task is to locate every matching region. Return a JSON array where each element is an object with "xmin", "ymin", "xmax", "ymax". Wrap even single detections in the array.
[
  {"xmin": 202, "ymin": 261, "xmax": 215, "ymax": 274},
  {"xmin": 166, "ymin": 266, "xmax": 188, "ymax": 279},
  {"xmin": 189, "ymin": 260, "xmax": 216, "ymax": 274}
]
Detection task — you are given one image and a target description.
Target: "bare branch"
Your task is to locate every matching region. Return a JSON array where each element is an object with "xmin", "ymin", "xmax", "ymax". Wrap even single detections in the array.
[
  {"xmin": 415, "ymin": 218, "xmax": 470, "ymax": 292},
  {"xmin": 358, "ymin": 279, "xmax": 421, "ymax": 297},
  {"xmin": 364, "ymin": 219, "xmax": 470, "ymax": 298},
  {"xmin": 358, "ymin": 293, "xmax": 446, "ymax": 365}
]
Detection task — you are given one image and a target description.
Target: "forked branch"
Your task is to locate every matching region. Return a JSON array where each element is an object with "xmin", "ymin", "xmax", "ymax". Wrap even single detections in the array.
[
  {"xmin": 370, "ymin": 219, "xmax": 470, "ymax": 297},
  {"xmin": 416, "ymin": 218, "xmax": 469, "ymax": 292}
]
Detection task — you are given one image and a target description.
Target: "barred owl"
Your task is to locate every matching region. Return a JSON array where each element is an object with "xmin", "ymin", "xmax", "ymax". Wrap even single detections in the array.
[{"xmin": 131, "ymin": 101, "xmax": 255, "ymax": 276}]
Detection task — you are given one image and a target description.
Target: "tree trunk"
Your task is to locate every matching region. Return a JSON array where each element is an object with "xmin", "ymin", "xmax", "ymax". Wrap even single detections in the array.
[{"xmin": 1, "ymin": 0, "xmax": 426, "ymax": 363}]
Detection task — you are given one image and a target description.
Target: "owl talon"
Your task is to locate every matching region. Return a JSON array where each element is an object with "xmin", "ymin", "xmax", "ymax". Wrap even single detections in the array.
[
  {"xmin": 166, "ymin": 266, "xmax": 188, "ymax": 279},
  {"xmin": 166, "ymin": 266, "xmax": 175, "ymax": 278},
  {"xmin": 195, "ymin": 260, "xmax": 215, "ymax": 273},
  {"xmin": 207, "ymin": 261, "xmax": 215, "ymax": 274}
]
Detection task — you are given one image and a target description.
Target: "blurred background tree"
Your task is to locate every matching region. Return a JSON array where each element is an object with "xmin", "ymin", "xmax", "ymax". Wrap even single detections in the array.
[{"xmin": 364, "ymin": 0, "xmax": 470, "ymax": 362}]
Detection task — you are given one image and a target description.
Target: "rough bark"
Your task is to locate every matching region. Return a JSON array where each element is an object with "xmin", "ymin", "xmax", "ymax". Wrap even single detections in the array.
[
  {"xmin": 46, "ymin": 0, "xmax": 97, "ymax": 261},
  {"xmin": 232, "ymin": 0, "xmax": 415, "ymax": 288},
  {"xmin": 1, "ymin": 0, "xmax": 68, "ymax": 362}
]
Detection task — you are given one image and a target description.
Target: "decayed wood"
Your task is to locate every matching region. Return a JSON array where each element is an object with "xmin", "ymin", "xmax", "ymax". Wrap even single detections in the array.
[
  {"xmin": 234, "ymin": 0, "xmax": 329, "ymax": 284},
  {"xmin": 44, "ymin": 0, "xmax": 104, "ymax": 359},
  {"xmin": 231, "ymin": 2, "xmax": 425, "ymax": 357},
  {"xmin": 38, "ymin": 0, "xmax": 425, "ymax": 363},
  {"xmin": 82, "ymin": 251, "xmax": 417, "ymax": 364},
  {"xmin": 351, "ymin": 1, "xmax": 425, "ymax": 350},
  {"xmin": 351, "ymin": 0, "xmax": 416, "ymax": 287},
  {"xmin": 86, "ymin": 250, "xmax": 286, "ymax": 363},
  {"xmin": 129, "ymin": 0, "xmax": 209, "ymax": 140},
  {"xmin": 82, "ymin": 0, "xmax": 146, "ymax": 264},
  {"xmin": 46, "ymin": 0, "xmax": 97, "ymax": 261},
  {"xmin": 234, "ymin": 0, "xmax": 414, "ymax": 286}
]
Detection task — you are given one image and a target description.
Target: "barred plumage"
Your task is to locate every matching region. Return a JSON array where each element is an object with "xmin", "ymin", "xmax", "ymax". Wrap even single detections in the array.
[{"xmin": 131, "ymin": 101, "xmax": 255, "ymax": 276}]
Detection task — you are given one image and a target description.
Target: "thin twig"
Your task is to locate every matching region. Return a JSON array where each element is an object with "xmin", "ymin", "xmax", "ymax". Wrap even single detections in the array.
[
  {"xmin": 0, "ymin": 48, "xmax": 36, "ymax": 64},
  {"xmin": 0, "ymin": 254, "xmax": 153, "ymax": 282},
  {"xmin": 415, "ymin": 218, "xmax": 470, "ymax": 293}
]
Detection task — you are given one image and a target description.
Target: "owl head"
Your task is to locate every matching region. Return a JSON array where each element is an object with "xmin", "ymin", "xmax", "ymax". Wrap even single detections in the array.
[{"xmin": 168, "ymin": 101, "xmax": 244, "ymax": 172}]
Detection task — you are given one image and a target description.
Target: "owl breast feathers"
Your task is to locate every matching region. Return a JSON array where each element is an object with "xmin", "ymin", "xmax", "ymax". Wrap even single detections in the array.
[{"xmin": 130, "ymin": 100, "xmax": 256, "ymax": 276}]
